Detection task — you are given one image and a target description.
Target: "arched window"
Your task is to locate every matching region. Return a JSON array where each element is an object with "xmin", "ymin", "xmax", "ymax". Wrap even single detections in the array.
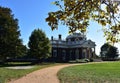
[
  {"xmin": 75, "ymin": 38, "xmax": 79, "ymax": 43},
  {"xmin": 75, "ymin": 38, "xmax": 79, "ymax": 41}
]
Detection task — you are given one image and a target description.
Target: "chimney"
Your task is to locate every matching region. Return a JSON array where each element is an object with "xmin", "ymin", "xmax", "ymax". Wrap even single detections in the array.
[
  {"xmin": 51, "ymin": 36, "xmax": 53, "ymax": 41},
  {"xmin": 58, "ymin": 34, "xmax": 62, "ymax": 40}
]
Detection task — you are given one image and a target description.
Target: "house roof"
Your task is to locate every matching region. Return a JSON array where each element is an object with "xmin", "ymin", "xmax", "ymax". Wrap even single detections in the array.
[
  {"xmin": 66, "ymin": 33, "xmax": 85, "ymax": 39},
  {"xmin": 51, "ymin": 33, "xmax": 96, "ymax": 48}
]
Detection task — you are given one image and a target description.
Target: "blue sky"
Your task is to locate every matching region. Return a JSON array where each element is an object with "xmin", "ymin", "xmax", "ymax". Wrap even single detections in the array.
[{"xmin": 0, "ymin": 0, "xmax": 119, "ymax": 55}]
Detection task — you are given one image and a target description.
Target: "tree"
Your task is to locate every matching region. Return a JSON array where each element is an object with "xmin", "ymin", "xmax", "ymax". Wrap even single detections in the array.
[
  {"xmin": 100, "ymin": 43, "xmax": 119, "ymax": 60},
  {"xmin": 16, "ymin": 44, "xmax": 28, "ymax": 58},
  {"xmin": 46, "ymin": 0, "xmax": 120, "ymax": 44},
  {"xmin": 28, "ymin": 29, "xmax": 51, "ymax": 60},
  {"xmin": 0, "ymin": 6, "xmax": 25, "ymax": 61}
]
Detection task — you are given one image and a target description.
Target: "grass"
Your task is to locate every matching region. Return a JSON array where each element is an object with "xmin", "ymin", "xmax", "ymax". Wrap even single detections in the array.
[
  {"xmin": 0, "ymin": 62, "xmax": 61, "ymax": 83},
  {"xmin": 58, "ymin": 62, "xmax": 120, "ymax": 83}
]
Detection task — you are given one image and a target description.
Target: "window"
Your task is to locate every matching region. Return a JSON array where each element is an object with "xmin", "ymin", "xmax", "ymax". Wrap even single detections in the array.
[
  {"xmin": 53, "ymin": 50, "xmax": 57, "ymax": 57},
  {"xmin": 62, "ymin": 50, "xmax": 66, "ymax": 60},
  {"xmin": 70, "ymin": 50, "xmax": 73, "ymax": 60}
]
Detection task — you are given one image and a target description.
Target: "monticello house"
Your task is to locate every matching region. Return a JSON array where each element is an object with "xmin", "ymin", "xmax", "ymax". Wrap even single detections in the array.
[{"xmin": 51, "ymin": 33, "xmax": 96, "ymax": 62}]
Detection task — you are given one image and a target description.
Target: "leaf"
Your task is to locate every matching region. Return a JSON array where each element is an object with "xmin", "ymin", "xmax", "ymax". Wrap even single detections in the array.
[{"xmin": 98, "ymin": 20, "xmax": 106, "ymax": 26}]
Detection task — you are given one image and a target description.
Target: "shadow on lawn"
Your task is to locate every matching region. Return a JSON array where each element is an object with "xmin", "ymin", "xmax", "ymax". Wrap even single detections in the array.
[
  {"xmin": 0, "ymin": 62, "xmax": 33, "ymax": 67},
  {"xmin": 0, "ymin": 59, "xmax": 47, "ymax": 67},
  {"xmin": 0, "ymin": 61, "xmax": 57, "ymax": 67}
]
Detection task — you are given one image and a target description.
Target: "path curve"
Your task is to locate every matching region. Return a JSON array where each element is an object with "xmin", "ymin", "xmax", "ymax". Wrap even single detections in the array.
[{"xmin": 8, "ymin": 64, "xmax": 80, "ymax": 83}]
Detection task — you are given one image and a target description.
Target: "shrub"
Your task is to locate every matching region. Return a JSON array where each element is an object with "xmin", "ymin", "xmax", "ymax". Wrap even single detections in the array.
[{"xmin": 89, "ymin": 58, "xmax": 94, "ymax": 62}]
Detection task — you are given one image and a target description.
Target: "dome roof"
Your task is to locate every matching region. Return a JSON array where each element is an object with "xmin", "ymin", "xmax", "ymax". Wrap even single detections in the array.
[{"xmin": 66, "ymin": 33, "xmax": 85, "ymax": 39}]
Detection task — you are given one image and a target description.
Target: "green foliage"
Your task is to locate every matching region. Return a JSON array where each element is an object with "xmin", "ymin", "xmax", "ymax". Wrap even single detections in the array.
[
  {"xmin": 100, "ymin": 43, "xmax": 119, "ymax": 60},
  {"xmin": 28, "ymin": 29, "xmax": 51, "ymax": 60},
  {"xmin": 46, "ymin": 0, "xmax": 120, "ymax": 44},
  {"xmin": 58, "ymin": 62, "xmax": 120, "ymax": 83},
  {"xmin": 0, "ymin": 6, "xmax": 26, "ymax": 61}
]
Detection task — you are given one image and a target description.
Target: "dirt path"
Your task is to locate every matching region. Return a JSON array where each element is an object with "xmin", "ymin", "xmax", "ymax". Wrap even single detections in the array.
[{"xmin": 8, "ymin": 64, "xmax": 80, "ymax": 83}]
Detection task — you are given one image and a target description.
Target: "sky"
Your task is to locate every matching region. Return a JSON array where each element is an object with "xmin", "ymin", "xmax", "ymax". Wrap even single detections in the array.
[{"xmin": 0, "ymin": 0, "xmax": 119, "ymax": 55}]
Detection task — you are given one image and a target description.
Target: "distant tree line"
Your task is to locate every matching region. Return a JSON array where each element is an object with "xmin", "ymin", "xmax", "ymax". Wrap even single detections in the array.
[{"xmin": 0, "ymin": 6, "xmax": 51, "ymax": 63}]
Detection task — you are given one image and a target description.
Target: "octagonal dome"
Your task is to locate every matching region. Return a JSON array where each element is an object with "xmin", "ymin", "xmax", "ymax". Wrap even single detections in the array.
[{"xmin": 66, "ymin": 33, "xmax": 86, "ymax": 41}]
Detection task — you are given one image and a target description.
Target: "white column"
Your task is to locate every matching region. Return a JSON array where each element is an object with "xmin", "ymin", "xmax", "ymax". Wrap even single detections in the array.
[{"xmin": 83, "ymin": 49, "xmax": 86, "ymax": 58}]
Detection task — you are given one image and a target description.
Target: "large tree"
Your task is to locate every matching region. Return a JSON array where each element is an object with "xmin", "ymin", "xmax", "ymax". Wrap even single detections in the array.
[
  {"xmin": 100, "ymin": 43, "xmax": 119, "ymax": 60},
  {"xmin": 46, "ymin": 0, "xmax": 120, "ymax": 45},
  {"xmin": 0, "ymin": 6, "xmax": 25, "ymax": 61},
  {"xmin": 28, "ymin": 29, "xmax": 51, "ymax": 60}
]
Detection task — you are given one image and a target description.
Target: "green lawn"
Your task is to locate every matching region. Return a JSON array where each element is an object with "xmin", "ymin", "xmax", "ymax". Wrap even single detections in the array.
[
  {"xmin": 58, "ymin": 62, "xmax": 120, "ymax": 83},
  {"xmin": 0, "ymin": 62, "xmax": 60, "ymax": 83}
]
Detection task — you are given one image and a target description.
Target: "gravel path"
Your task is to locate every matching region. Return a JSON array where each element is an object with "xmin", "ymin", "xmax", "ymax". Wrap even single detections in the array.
[{"xmin": 8, "ymin": 64, "xmax": 80, "ymax": 83}]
